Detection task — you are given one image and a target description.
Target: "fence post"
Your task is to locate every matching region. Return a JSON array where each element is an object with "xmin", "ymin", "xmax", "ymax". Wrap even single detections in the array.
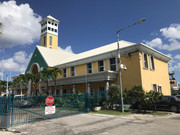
[
  {"xmin": 85, "ymin": 93, "xmax": 90, "ymax": 112},
  {"xmin": 11, "ymin": 95, "xmax": 14, "ymax": 126}
]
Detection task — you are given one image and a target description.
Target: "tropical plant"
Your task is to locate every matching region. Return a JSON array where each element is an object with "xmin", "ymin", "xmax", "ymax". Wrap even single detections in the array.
[
  {"xmin": 0, "ymin": 80, "xmax": 7, "ymax": 94},
  {"xmin": 145, "ymin": 90, "xmax": 163, "ymax": 112},
  {"xmin": 40, "ymin": 68, "xmax": 51, "ymax": 93},
  {"xmin": 50, "ymin": 67, "xmax": 62, "ymax": 92},
  {"xmin": 108, "ymin": 84, "xmax": 121, "ymax": 110},
  {"xmin": 19, "ymin": 74, "xmax": 28, "ymax": 89},
  {"xmin": 29, "ymin": 73, "xmax": 39, "ymax": 95},
  {"xmin": 12, "ymin": 76, "xmax": 21, "ymax": 94},
  {"xmin": 123, "ymin": 85, "xmax": 145, "ymax": 104}
]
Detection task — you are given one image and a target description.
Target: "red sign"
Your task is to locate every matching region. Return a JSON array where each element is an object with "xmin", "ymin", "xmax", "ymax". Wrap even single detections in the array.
[{"xmin": 45, "ymin": 96, "xmax": 54, "ymax": 106}]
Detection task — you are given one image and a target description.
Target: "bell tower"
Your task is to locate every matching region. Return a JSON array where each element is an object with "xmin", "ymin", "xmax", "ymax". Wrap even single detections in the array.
[{"xmin": 39, "ymin": 15, "xmax": 60, "ymax": 50}]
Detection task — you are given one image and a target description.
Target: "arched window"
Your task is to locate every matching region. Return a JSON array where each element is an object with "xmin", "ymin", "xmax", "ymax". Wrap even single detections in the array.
[
  {"xmin": 49, "ymin": 36, "xmax": 52, "ymax": 46},
  {"xmin": 44, "ymin": 36, "xmax": 46, "ymax": 46}
]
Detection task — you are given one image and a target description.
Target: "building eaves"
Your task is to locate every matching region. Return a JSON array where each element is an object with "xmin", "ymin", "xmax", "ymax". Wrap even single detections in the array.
[{"xmin": 57, "ymin": 41, "xmax": 171, "ymax": 68}]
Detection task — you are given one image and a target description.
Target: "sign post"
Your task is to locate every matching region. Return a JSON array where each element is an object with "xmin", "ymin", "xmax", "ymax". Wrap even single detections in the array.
[{"xmin": 45, "ymin": 96, "xmax": 55, "ymax": 115}]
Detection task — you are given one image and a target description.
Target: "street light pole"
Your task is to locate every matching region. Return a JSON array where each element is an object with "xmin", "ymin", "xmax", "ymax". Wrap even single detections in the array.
[
  {"xmin": 6, "ymin": 73, "xmax": 8, "ymax": 96},
  {"xmin": 117, "ymin": 18, "xmax": 146, "ymax": 113}
]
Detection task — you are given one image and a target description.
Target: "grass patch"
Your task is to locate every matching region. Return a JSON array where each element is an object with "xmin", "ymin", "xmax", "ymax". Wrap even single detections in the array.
[
  {"xmin": 91, "ymin": 110, "xmax": 169, "ymax": 116},
  {"xmin": 147, "ymin": 111, "xmax": 169, "ymax": 116},
  {"xmin": 91, "ymin": 110, "xmax": 132, "ymax": 116}
]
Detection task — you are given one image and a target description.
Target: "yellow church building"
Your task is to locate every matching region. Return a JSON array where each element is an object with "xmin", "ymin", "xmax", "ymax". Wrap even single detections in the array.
[{"xmin": 25, "ymin": 15, "xmax": 171, "ymax": 96}]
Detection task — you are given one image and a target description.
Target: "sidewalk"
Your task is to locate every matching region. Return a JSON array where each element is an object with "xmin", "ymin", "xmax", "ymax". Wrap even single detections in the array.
[{"xmin": 0, "ymin": 113, "xmax": 179, "ymax": 135}]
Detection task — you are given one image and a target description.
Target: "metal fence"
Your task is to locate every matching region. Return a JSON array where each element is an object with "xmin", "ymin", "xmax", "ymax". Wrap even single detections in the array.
[
  {"xmin": 0, "ymin": 97, "xmax": 11, "ymax": 128},
  {"xmin": 0, "ymin": 91, "xmax": 107, "ymax": 127}
]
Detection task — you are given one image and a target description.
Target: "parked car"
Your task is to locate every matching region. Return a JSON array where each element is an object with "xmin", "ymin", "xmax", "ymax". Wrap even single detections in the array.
[
  {"xmin": 131, "ymin": 96, "xmax": 180, "ymax": 113},
  {"xmin": 176, "ymin": 95, "xmax": 180, "ymax": 99},
  {"xmin": 14, "ymin": 95, "xmax": 32, "ymax": 108},
  {"xmin": 157, "ymin": 96, "xmax": 180, "ymax": 112}
]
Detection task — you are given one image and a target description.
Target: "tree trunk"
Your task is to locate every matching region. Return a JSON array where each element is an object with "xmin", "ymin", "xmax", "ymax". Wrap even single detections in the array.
[{"xmin": 54, "ymin": 80, "xmax": 57, "ymax": 95}]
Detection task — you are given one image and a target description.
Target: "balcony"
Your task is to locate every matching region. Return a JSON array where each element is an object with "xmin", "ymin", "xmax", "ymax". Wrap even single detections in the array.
[{"xmin": 40, "ymin": 70, "xmax": 118, "ymax": 87}]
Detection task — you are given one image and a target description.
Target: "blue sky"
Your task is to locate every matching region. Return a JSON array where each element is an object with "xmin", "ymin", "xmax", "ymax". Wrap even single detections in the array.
[{"xmin": 0, "ymin": 0, "xmax": 180, "ymax": 83}]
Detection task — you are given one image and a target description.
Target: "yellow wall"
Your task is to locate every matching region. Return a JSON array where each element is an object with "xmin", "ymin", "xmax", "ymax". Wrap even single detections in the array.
[
  {"xmin": 76, "ymin": 83, "xmax": 86, "ymax": 93},
  {"xmin": 139, "ymin": 53, "xmax": 171, "ymax": 95},
  {"xmin": 91, "ymin": 82, "xmax": 106, "ymax": 93},
  {"xmin": 54, "ymin": 52, "xmax": 170, "ymax": 96},
  {"xmin": 62, "ymin": 85, "xmax": 73, "ymax": 94},
  {"xmin": 104, "ymin": 59, "xmax": 109, "ymax": 70},
  {"xmin": 40, "ymin": 33, "xmax": 58, "ymax": 50},
  {"xmin": 67, "ymin": 67, "xmax": 70, "ymax": 77},
  {"xmin": 111, "ymin": 53, "xmax": 142, "ymax": 90},
  {"xmin": 93, "ymin": 62, "xmax": 98, "ymax": 73},
  {"xmin": 76, "ymin": 64, "xmax": 86, "ymax": 75},
  {"xmin": 121, "ymin": 53, "xmax": 142, "ymax": 90}
]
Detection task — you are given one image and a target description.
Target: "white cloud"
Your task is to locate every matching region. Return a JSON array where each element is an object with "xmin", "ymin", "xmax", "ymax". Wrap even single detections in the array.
[
  {"xmin": 172, "ymin": 63, "xmax": 180, "ymax": 71},
  {"xmin": 0, "ymin": 72, "xmax": 3, "ymax": 79},
  {"xmin": 0, "ymin": 0, "xmax": 42, "ymax": 48},
  {"xmin": 0, "ymin": 51, "xmax": 32, "ymax": 73},
  {"xmin": 13, "ymin": 51, "xmax": 27, "ymax": 63},
  {"xmin": 168, "ymin": 54, "xmax": 180, "ymax": 72},
  {"xmin": 160, "ymin": 24, "xmax": 180, "ymax": 39},
  {"xmin": 144, "ymin": 24, "xmax": 180, "ymax": 51},
  {"xmin": 175, "ymin": 55, "xmax": 180, "ymax": 60},
  {"xmin": 58, "ymin": 46, "xmax": 74, "ymax": 54},
  {"xmin": 145, "ymin": 38, "xmax": 163, "ymax": 49}
]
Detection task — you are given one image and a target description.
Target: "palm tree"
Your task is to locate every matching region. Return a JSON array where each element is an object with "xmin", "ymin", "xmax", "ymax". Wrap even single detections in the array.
[
  {"xmin": 50, "ymin": 67, "xmax": 62, "ymax": 94},
  {"xmin": 40, "ymin": 68, "xmax": 51, "ymax": 94},
  {"xmin": 0, "ymin": 80, "xmax": 7, "ymax": 95},
  {"xmin": 8, "ymin": 81, "xmax": 13, "ymax": 95},
  {"xmin": 16, "ymin": 74, "xmax": 25, "ymax": 95},
  {"xmin": 1, "ymin": 80, "xmax": 7, "ymax": 92},
  {"xmin": 12, "ymin": 76, "xmax": 21, "ymax": 95},
  {"xmin": 26, "ymin": 73, "xmax": 37, "ymax": 95},
  {"xmin": 19, "ymin": 74, "xmax": 28, "ymax": 89},
  {"xmin": 25, "ymin": 73, "xmax": 34, "ymax": 95}
]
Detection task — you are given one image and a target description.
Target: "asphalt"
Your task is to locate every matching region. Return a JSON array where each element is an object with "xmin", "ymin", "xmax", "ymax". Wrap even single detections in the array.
[{"xmin": 1, "ymin": 113, "xmax": 180, "ymax": 135}]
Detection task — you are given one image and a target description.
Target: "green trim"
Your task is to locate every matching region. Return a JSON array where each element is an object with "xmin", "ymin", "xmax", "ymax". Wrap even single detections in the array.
[
  {"xmin": 41, "ymin": 32, "xmax": 58, "ymax": 37},
  {"xmin": 25, "ymin": 47, "xmax": 48, "ymax": 73}
]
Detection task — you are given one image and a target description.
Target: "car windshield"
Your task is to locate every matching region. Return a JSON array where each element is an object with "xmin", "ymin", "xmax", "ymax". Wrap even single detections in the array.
[{"xmin": 174, "ymin": 96, "xmax": 180, "ymax": 101}]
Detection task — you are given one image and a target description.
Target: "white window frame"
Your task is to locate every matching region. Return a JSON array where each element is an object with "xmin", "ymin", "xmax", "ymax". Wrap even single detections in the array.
[
  {"xmin": 109, "ymin": 57, "xmax": 117, "ymax": 71},
  {"xmin": 87, "ymin": 63, "xmax": 93, "ymax": 74},
  {"xmin": 71, "ymin": 66, "xmax": 75, "ymax": 76},
  {"xmin": 63, "ymin": 68, "xmax": 67, "ymax": 78},
  {"xmin": 90, "ymin": 87, "xmax": 94, "ymax": 95},
  {"xmin": 142, "ymin": 52, "xmax": 149, "ymax": 69},
  {"xmin": 149, "ymin": 55, "xmax": 155, "ymax": 70},
  {"xmin": 158, "ymin": 85, "xmax": 162, "ymax": 93},
  {"xmin": 98, "ymin": 60, "xmax": 104, "ymax": 72},
  {"xmin": 99, "ymin": 86, "xmax": 105, "ymax": 92},
  {"xmin": 152, "ymin": 84, "xmax": 157, "ymax": 92},
  {"xmin": 49, "ymin": 36, "xmax": 52, "ymax": 47}
]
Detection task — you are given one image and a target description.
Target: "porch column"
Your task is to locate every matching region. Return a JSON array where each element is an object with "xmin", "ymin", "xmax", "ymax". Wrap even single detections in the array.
[
  {"xmin": 106, "ymin": 81, "xmax": 109, "ymax": 91},
  {"xmin": 60, "ymin": 86, "xmax": 63, "ymax": 95},
  {"xmin": 73, "ymin": 84, "xmax": 76, "ymax": 94},
  {"xmin": 27, "ymin": 80, "xmax": 31, "ymax": 96},
  {"xmin": 106, "ymin": 80, "xmax": 109, "ymax": 99},
  {"xmin": 87, "ymin": 83, "xmax": 90, "ymax": 95}
]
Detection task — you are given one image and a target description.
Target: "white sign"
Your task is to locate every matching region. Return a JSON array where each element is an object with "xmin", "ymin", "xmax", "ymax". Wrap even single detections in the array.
[{"xmin": 45, "ymin": 106, "xmax": 56, "ymax": 115}]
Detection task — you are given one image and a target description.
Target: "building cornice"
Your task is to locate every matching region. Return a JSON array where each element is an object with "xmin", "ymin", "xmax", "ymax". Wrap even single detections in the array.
[{"xmin": 56, "ymin": 43, "xmax": 171, "ymax": 68}]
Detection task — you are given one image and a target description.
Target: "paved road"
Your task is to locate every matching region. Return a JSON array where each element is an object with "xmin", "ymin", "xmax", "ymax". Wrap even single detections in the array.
[{"xmin": 1, "ymin": 113, "xmax": 180, "ymax": 135}]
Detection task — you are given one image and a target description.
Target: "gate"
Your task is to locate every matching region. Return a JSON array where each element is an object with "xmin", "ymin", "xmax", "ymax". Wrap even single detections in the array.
[
  {"xmin": 0, "ymin": 96, "xmax": 11, "ymax": 128},
  {"xmin": 11, "ymin": 93, "xmax": 88, "ymax": 125}
]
